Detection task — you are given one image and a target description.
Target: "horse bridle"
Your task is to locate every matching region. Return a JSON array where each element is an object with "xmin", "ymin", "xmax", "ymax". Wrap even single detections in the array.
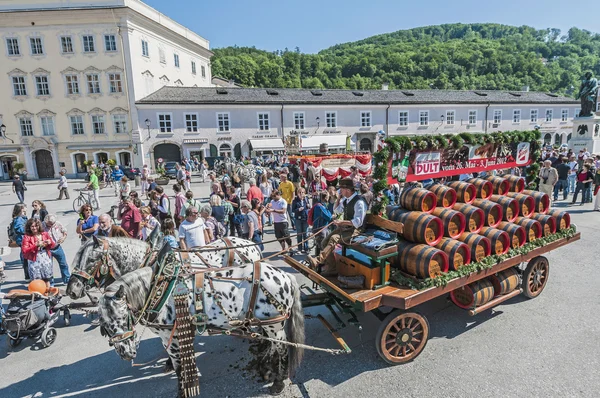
[
  {"xmin": 101, "ymin": 294, "xmax": 138, "ymax": 346},
  {"xmin": 71, "ymin": 239, "xmax": 115, "ymax": 289}
]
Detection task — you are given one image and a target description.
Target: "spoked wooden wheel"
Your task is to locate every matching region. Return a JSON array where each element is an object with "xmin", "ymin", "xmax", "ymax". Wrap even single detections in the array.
[
  {"xmin": 522, "ymin": 256, "xmax": 549, "ymax": 299},
  {"xmin": 376, "ymin": 310, "xmax": 430, "ymax": 365}
]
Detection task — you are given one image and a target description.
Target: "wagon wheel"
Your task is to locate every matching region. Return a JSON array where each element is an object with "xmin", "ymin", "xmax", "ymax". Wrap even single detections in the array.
[
  {"xmin": 376, "ymin": 310, "xmax": 430, "ymax": 365},
  {"xmin": 522, "ymin": 256, "xmax": 549, "ymax": 299}
]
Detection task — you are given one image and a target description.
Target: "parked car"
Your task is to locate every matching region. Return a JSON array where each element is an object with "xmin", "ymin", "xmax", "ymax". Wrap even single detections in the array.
[
  {"xmin": 119, "ymin": 166, "xmax": 141, "ymax": 180},
  {"xmin": 163, "ymin": 161, "xmax": 178, "ymax": 179}
]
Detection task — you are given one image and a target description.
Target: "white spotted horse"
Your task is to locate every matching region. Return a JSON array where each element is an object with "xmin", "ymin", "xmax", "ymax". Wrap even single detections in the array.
[{"xmin": 98, "ymin": 243, "xmax": 305, "ymax": 396}]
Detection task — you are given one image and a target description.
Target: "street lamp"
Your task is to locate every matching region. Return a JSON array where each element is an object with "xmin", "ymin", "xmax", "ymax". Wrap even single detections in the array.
[
  {"xmin": 0, "ymin": 124, "xmax": 14, "ymax": 144},
  {"xmin": 315, "ymin": 116, "xmax": 320, "ymax": 134},
  {"xmin": 145, "ymin": 118, "xmax": 151, "ymax": 140}
]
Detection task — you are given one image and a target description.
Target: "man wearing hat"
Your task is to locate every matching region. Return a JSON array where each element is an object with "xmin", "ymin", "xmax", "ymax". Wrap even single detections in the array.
[{"xmin": 307, "ymin": 178, "xmax": 367, "ymax": 275}]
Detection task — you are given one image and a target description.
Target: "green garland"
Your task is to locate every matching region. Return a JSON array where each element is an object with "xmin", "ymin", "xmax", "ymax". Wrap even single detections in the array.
[
  {"xmin": 371, "ymin": 130, "xmax": 542, "ymax": 215},
  {"xmin": 390, "ymin": 226, "xmax": 576, "ymax": 290}
]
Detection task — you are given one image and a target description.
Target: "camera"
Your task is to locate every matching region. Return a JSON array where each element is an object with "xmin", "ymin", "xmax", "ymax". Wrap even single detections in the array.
[{"xmin": 542, "ymin": 177, "xmax": 548, "ymax": 184}]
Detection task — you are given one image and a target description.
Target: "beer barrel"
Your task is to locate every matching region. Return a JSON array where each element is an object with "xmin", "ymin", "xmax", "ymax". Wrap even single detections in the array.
[
  {"xmin": 398, "ymin": 186, "xmax": 437, "ymax": 213},
  {"xmin": 446, "ymin": 181, "xmax": 477, "ymax": 204},
  {"xmin": 452, "ymin": 203, "xmax": 485, "ymax": 233},
  {"xmin": 547, "ymin": 209, "xmax": 571, "ymax": 230},
  {"xmin": 522, "ymin": 189, "xmax": 550, "ymax": 214},
  {"xmin": 506, "ymin": 192, "xmax": 535, "ymax": 217},
  {"xmin": 489, "ymin": 268, "xmax": 520, "ymax": 296},
  {"xmin": 428, "ymin": 184, "xmax": 457, "ymax": 209},
  {"xmin": 484, "ymin": 176, "xmax": 510, "ymax": 195},
  {"xmin": 386, "ymin": 206, "xmax": 444, "ymax": 246},
  {"xmin": 466, "ymin": 178, "xmax": 494, "ymax": 199},
  {"xmin": 530, "ymin": 214, "xmax": 557, "ymax": 236},
  {"xmin": 513, "ymin": 217, "xmax": 542, "ymax": 242},
  {"xmin": 479, "ymin": 227, "xmax": 510, "ymax": 255},
  {"xmin": 393, "ymin": 241, "xmax": 449, "ymax": 279},
  {"xmin": 432, "ymin": 208, "xmax": 466, "ymax": 239},
  {"xmin": 457, "ymin": 232, "xmax": 492, "ymax": 262},
  {"xmin": 471, "ymin": 199, "xmax": 503, "ymax": 228},
  {"xmin": 450, "ymin": 279, "xmax": 495, "ymax": 309},
  {"xmin": 496, "ymin": 222, "xmax": 526, "ymax": 249},
  {"xmin": 436, "ymin": 238, "xmax": 471, "ymax": 271},
  {"xmin": 503, "ymin": 175, "xmax": 525, "ymax": 193},
  {"xmin": 488, "ymin": 195, "xmax": 519, "ymax": 222}
]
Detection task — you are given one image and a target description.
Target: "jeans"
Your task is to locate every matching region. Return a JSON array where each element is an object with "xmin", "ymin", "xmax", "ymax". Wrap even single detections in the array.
[
  {"xmin": 568, "ymin": 174, "xmax": 577, "ymax": 193},
  {"xmin": 553, "ymin": 179, "xmax": 568, "ymax": 200},
  {"xmin": 252, "ymin": 232, "xmax": 264, "ymax": 252},
  {"xmin": 229, "ymin": 215, "xmax": 242, "ymax": 237},
  {"xmin": 584, "ymin": 186, "xmax": 592, "ymax": 203},
  {"xmin": 16, "ymin": 190, "xmax": 24, "ymax": 203},
  {"xmin": 51, "ymin": 245, "xmax": 70, "ymax": 284},
  {"xmin": 262, "ymin": 198, "xmax": 272, "ymax": 226},
  {"xmin": 20, "ymin": 251, "xmax": 29, "ymax": 280},
  {"xmin": 287, "ymin": 204, "xmax": 295, "ymax": 228},
  {"xmin": 572, "ymin": 182, "xmax": 589, "ymax": 204},
  {"xmin": 295, "ymin": 219, "xmax": 309, "ymax": 252}
]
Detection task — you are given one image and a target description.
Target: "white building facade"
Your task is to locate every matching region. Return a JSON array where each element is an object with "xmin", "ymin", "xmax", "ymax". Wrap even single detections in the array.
[{"xmin": 0, "ymin": 0, "xmax": 212, "ymax": 179}]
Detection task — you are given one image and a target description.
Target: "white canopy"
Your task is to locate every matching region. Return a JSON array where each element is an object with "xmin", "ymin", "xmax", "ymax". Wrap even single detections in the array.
[
  {"xmin": 249, "ymin": 138, "xmax": 285, "ymax": 151},
  {"xmin": 300, "ymin": 134, "xmax": 349, "ymax": 150}
]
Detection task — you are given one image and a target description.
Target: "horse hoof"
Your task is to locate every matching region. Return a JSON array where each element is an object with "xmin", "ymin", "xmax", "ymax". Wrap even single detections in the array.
[
  {"xmin": 164, "ymin": 358, "xmax": 174, "ymax": 373},
  {"xmin": 269, "ymin": 381, "xmax": 285, "ymax": 396}
]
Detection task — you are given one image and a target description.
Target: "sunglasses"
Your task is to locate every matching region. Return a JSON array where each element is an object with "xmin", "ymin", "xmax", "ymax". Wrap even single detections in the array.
[{"xmin": 191, "ymin": 212, "xmax": 199, "ymax": 215}]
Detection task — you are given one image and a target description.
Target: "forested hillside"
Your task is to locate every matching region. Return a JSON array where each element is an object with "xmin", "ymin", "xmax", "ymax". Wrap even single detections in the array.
[{"xmin": 210, "ymin": 23, "xmax": 600, "ymax": 94}]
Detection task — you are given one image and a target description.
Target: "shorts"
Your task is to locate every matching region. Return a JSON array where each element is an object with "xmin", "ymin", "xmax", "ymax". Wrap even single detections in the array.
[{"xmin": 274, "ymin": 222, "xmax": 290, "ymax": 239}]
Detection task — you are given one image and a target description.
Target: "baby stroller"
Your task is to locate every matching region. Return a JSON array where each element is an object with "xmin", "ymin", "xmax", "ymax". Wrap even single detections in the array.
[{"xmin": 1, "ymin": 280, "xmax": 71, "ymax": 348}]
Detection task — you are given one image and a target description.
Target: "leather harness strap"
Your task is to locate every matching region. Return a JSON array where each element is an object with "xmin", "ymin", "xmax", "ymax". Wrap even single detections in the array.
[
  {"xmin": 222, "ymin": 237, "xmax": 236, "ymax": 267},
  {"xmin": 246, "ymin": 261, "xmax": 262, "ymax": 319}
]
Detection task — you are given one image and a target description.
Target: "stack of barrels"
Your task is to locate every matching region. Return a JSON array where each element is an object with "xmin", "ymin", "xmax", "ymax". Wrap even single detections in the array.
[
  {"xmin": 450, "ymin": 267, "xmax": 521, "ymax": 309},
  {"xmin": 387, "ymin": 174, "xmax": 572, "ymax": 281}
]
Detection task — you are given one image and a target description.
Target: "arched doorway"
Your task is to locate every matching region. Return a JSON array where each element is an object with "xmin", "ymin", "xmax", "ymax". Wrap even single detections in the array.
[
  {"xmin": 234, "ymin": 143, "xmax": 242, "ymax": 159},
  {"xmin": 117, "ymin": 151, "xmax": 132, "ymax": 167},
  {"xmin": 1, "ymin": 155, "xmax": 17, "ymax": 180},
  {"xmin": 543, "ymin": 134, "xmax": 552, "ymax": 145},
  {"xmin": 359, "ymin": 138, "xmax": 372, "ymax": 152},
  {"xmin": 95, "ymin": 152, "xmax": 109, "ymax": 164},
  {"xmin": 34, "ymin": 150, "xmax": 55, "ymax": 178},
  {"xmin": 209, "ymin": 144, "xmax": 218, "ymax": 157},
  {"xmin": 153, "ymin": 143, "xmax": 181, "ymax": 163},
  {"xmin": 219, "ymin": 143, "xmax": 232, "ymax": 157}
]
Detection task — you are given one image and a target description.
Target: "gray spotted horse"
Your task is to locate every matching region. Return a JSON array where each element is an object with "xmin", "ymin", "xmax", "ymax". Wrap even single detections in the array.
[{"xmin": 98, "ymin": 246, "xmax": 305, "ymax": 396}]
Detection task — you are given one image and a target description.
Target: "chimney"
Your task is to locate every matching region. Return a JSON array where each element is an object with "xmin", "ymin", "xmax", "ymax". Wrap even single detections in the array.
[
  {"xmin": 381, "ymin": 82, "xmax": 389, "ymax": 91},
  {"xmin": 522, "ymin": 85, "xmax": 530, "ymax": 92}
]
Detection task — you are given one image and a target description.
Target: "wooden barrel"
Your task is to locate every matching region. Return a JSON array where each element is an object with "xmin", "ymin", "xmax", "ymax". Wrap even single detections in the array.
[
  {"xmin": 479, "ymin": 227, "xmax": 510, "ymax": 255},
  {"xmin": 394, "ymin": 241, "xmax": 449, "ymax": 279},
  {"xmin": 522, "ymin": 189, "xmax": 550, "ymax": 214},
  {"xmin": 386, "ymin": 206, "xmax": 444, "ymax": 246},
  {"xmin": 503, "ymin": 175, "xmax": 525, "ymax": 193},
  {"xmin": 446, "ymin": 181, "xmax": 477, "ymax": 204},
  {"xmin": 457, "ymin": 232, "xmax": 492, "ymax": 263},
  {"xmin": 484, "ymin": 176, "xmax": 510, "ymax": 195},
  {"xmin": 436, "ymin": 238, "xmax": 471, "ymax": 271},
  {"xmin": 471, "ymin": 199, "xmax": 503, "ymax": 228},
  {"xmin": 506, "ymin": 192, "xmax": 536, "ymax": 217},
  {"xmin": 513, "ymin": 217, "xmax": 543, "ymax": 242},
  {"xmin": 547, "ymin": 209, "xmax": 571, "ymax": 230},
  {"xmin": 452, "ymin": 203, "xmax": 485, "ymax": 233},
  {"xmin": 450, "ymin": 279, "xmax": 495, "ymax": 309},
  {"xmin": 530, "ymin": 214, "xmax": 557, "ymax": 236},
  {"xmin": 428, "ymin": 184, "xmax": 457, "ymax": 209},
  {"xmin": 488, "ymin": 195, "xmax": 519, "ymax": 222},
  {"xmin": 496, "ymin": 222, "xmax": 526, "ymax": 249},
  {"xmin": 432, "ymin": 208, "xmax": 466, "ymax": 239},
  {"xmin": 466, "ymin": 178, "xmax": 494, "ymax": 199},
  {"xmin": 398, "ymin": 186, "xmax": 437, "ymax": 213},
  {"xmin": 489, "ymin": 268, "xmax": 520, "ymax": 296}
]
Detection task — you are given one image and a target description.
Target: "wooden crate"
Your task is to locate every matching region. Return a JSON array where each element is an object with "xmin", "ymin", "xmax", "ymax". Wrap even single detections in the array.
[{"xmin": 338, "ymin": 255, "xmax": 390, "ymax": 290}]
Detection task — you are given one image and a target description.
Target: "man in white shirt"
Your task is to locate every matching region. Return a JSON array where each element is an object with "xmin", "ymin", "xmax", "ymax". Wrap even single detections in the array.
[
  {"xmin": 178, "ymin": 206, "xmax": 208, "ymax": 249},
  {"xmin": 307, "ymin": 178, "xmax": 366, "ymax": 275},
  {"xmin": 266, "ymin": 190, "xmax": 293, "ymax": 252}
]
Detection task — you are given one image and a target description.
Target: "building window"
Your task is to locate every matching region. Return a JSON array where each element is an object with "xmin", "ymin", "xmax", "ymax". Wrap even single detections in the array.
[
  {"xmin": 513, "ymin": 109, "xmax": 521, "ymax": 123},
  {"xmin": 91, "ymin": 115, "xmax": 105, "ymax": 134},
  {"xmin": 294, "ymin": 112, "xmax": 305, "ymax": 130},
  {"xmin": 40, "ymin": 116, "xmax": 55, "ymax": 136},
  {"xmin": 468, "ymin": 110, "xmax": 477, "ymax": 125},
  {"xmin": 159, "ymin": 48, "xmax": 166, "ymax": 64},
  {"xmin": 60, "ymin": 36, "xmax": 73, "ymax": 53},
  {"xmin": 530, "ymin": 109, "xmax": 538, "ymax": 122},
  {"xmin": 35, "ymin": 75, "xmax": 50, "ymax": 96},
  {"xmin": 419, "ymin": 111, "xmax": 429, "ymax": 126},
  {"xmin": 446, "ymin": 110, "xmax": 455, "ymax": 125},
  {"xmin": 6, "ymin": 37, "xmax": 20, "ymax": 56},
  {"xmin": 201, "ymin": 65, "xmax": 206, "ymax": 78},
  {"xmin": 157, "ymin": 113, "xmax": 172, "ymax": 133},
  {"xmin": 191, "ymin": 61, "xmax": 197, "ymax": 75},
  {"xmin": 326, "ymin": 112, "xmax": 337, "ymax": 128},
  {"xmin": 70, "ymin": 115, "xmax": 85, "ymax": 135},
  {"xmin": 12, "ymin": 76, "xmax": 27, "ymax": 96},
  {"xmin": 104, "ymin": 34, "xmax": 116, "ymax": 52},
  {"xmin": 19, "ymin": 117, "xmax": 34, "ymax": 136},
  {"xmin": 108, "ymin": 73, "xmax": 122, "ymax": 93},
  {"xmin": 493, "ymin": 110, "xmax": 502, "ymax": 124},
  {"xmin": 561, "ymin": 109, "xmax": 569, "ymax": 122},
  {"xmin": 141, "ymin": 40, "xmax": 149, "ymax": 57},
  {"xmin": 30, "ymin": 37, "xmax": 44, "ymax": 55},
  {"xmin": 545, "ymin": 109, "xmax": 553, "ymax": 122},
  {"xmin": 217, "ymin": 112, "xmax": 230, "ymax": 132},
  {"xmin": 398, "ymin": 111, "xmax": 409, "ymax": 126},
  {"xmin": 360, "ymin": 111, "xmax": 371, "ymax": 127},
  {"xmin": 174, "ymin": 54, "xmax": 180, "ymax": 68},
  {"xmin": 65, "ymin": 74, "xmax": 79, "ymax": 95},
  {"xmin": 219, "ymin": 143, "xmax": 232, "ymax": 157},
  {"xmin": 87, "ymin": 74, "xmax": 100, "ymax": 94},
  {"xmin": 113, "ymin": 114, "xmax": 127, "ymax": 134},
  {"xmin": 185, "ymin": 113, "xmax": 198, "ymax": 132},
  {"xmin": 258, "ymin": 113, "xmax": 270, "ymax": 131},
  {"xmin": 82, "ymin": 35, "xmax": 95, "ymax": 53}
]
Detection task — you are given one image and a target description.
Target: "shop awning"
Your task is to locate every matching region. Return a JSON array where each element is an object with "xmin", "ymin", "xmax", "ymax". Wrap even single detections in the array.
[
  {"xmin": 183, "ymin": 138, "xmax": 209, "ymax": 144},
  {"xmin": 249, "ymin": 138, "xmax": 285, "ymax": 151},
  {"xmin": 66, "ymin": 142, "xmax": 131, "ymax": 150},
  {"xmin": 300, "ymin": 134, "xmax": 350, "ymax": 150}
]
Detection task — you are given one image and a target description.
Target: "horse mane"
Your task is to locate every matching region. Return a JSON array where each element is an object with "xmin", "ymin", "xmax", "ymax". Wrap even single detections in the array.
[{"xmin": 105, "ymin": 267, "xmax": 153, "ymax": 311}]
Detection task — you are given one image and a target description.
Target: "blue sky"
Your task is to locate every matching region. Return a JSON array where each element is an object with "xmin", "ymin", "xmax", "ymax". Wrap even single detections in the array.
[{"xmin": 144, "ymin": 0, "xmax": 599, "ymax": 53}]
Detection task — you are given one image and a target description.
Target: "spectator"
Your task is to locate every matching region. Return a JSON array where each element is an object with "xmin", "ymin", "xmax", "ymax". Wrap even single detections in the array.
[
  {"xmin": 219, "ymin": 192, "xmax": 233, "ymax": 234},
  {"xmin": 161, "ymin": 218, "xmax": 179, "ymax": 248},
  {"xmin": 572, "ymin": 164, "xmax": 594, "ymax": 205},
  {"xmin": 11, "ymin": 203, "xmax": 29, "ymax": 279},
  {"xmin": 173, "ymin": 184, "xmax": 186, "ymax": 227},
  {"xmin": 251, "ymin": 197, "xmax": 265, "ymax": 233},
  {"xmin": 266, "ymin": 190, "xmax": 293, "ymax": 253},
  {"xmin": 119, "ymin": 176, "xmax": 131, "ymax": 200},
  {"xmin": 538, "ymin": 160, "xmax": 558, "ymax": 198},
  {"xmin": 279, "ymin": 173, "xmax": 296, "ymax": 229},
  {"xmin": 327, "ymin": 186, "xmax": 338, "ymax": 213},
  {"xmin": 554, "ymin": 157, "xmax": 570, "ymax": 201},
  {"xmin": 147, "ymin": 177, "xmax": 157, "ymax": 193},
  {"xmin": 97, "ymin": 214, "xmax": 129, "ymax": 237},
  {"xmin": 129, "ymin": 191, "xmax": 145, "ymax": 207},
  {"xmin": 184, "ymin": 169, "xmax": 192, "ymax": 191},
  {"xmin": 57, "ymin": 170, "xmax": 70, "ymax": 200},
  {"xmin": 179, "ymin": 206, "xmax": 208, "ymax": 249},
  {"xmin": 180, "ymin": 190, "xmax": 201, "ymax": 220},
  {"xmin": 210, "ymin": 182, "xmax": 222, "ymax": 198},
  {"xmin": 311, "ymin": 191, "xmax": 333, "ymax": 254},
  {"xmin": 31, "ymin": 200, "xmax": 48, "ymax": 222},
  {"xmin": 76, "ymin": 204, "xmax": 99, "ymax": 243},
  {"xmin": 111, "ymin": 165, "xmax": 124, "ymax": 183},
  {"xmin": 43, "ymin": 214, "xmax": 70, "ymax": 284},
  {"xmin": 176, "ymin": 163, "xmax": 186, "ymax": 187},
  {"xmin": 210, "ymin": 194, "xmax": 227, "ymax": 227},
  {"xmin": 141, "ymin": 164, "xmax": 150, "ymax": 197},
  {"xmin": 199, "ymin": 160, "xmax": 206, "ymax": 182},
  {"xmin": 567, "ymin": 155, "xmax": 579, "ymax": 196},
  {"xmin": 226, "ymin": 186, "xmax": 242, "ymax": 237},
  {"xmin": 246, "ymin": 178, "xmax": 264, "ymax": 203},
  {"xmin": 118, "ymin": 197, "xmax": 142, "ymax": 238},
  {"xmin": 292, "ymin": 188, "xmax": 310, "ymax": 253},
  {"xmin": 155, "ymin": 186, "xmax": 171, "ymax": 222},
  {"xmin": 86, "ymin": 169, "xmax": 100, "ymax": 210},
  {"xmin": 12, "ymin": 174, "xmax": 25, "ymax": 203},
  {"xmin": 241, "ymin": 200, "xmax": 263, "ymax": 251},
  {"xmin": 140, "ymin": 206, "xmax": 160, "ymax": 241},
  {"xmin": 260, "ymin": 174, "xmax": 273, "ymax": 226},
  {"xmin": 360, "ymin": 183, "xmax": 374, "ymax": 209},
  {"xmin": 22, "ymin": 218, "xmax": 56, "ymax": 288}
]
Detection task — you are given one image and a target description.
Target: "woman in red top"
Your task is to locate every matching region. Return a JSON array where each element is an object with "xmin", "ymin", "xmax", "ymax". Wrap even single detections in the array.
[{"xmin": 21, "ymin": 218, "xmax": 56, "ymax": 287}]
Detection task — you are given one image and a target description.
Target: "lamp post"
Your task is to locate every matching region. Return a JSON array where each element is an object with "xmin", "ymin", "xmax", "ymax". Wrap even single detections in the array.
[
  {"xmin": 145, "ymin": 118, "xmax": 151, "ymax": 140},
  {"xmin": 0, "ymin": 124, "xmax": 14, "ymax": 144},
  {"xmin": 315, "ymin": 116, "xmax": 320, "ymax": 134}
]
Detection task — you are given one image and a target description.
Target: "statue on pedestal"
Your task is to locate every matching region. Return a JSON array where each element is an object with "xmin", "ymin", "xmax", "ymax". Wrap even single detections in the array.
[{"xmin": 576, "ymin": 72, "xmax": 598, "ymax": 117}]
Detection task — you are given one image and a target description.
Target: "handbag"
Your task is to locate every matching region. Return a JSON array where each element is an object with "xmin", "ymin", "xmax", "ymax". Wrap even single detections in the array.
[
  {"xmin": 233, "ymin": 214, "xmax": 245, "ymax": 225},
  {"xmin": 23, "ymin": 183, "xmax": 27, "ymax": 191}
]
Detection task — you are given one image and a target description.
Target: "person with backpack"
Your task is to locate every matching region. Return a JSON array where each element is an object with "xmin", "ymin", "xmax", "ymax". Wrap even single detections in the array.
[
  {"xmin": 154, "ymin": 186, "xmax": 171, "ymax": 222},
  {"xmin": 179, "ymin": 190, "xmax": 201, "ymax": 220},
  {"xmin": 201, "ymin": 204, "xmax": 225, "ymax": 243},
  {"xmin": 308, "ymin": 191, "xmax": 332, "ymax": 255},
  {"xmin": 241, "ymin": 200, "xmax": 264, "ymax": 251},
  {"xmin": 209, "ymin": 194, "xmax": 227, "ymax": 228},
  {"xmin": 292, "ymin": 188, "xmax": 310, "ymax": 253},
  {"xmin": 173, "ymin": 184, "xmax": 186, "ymax": 228},
  {"xmin": 9, "ymin": 203, "xmax": 29, "ymax": 280}
]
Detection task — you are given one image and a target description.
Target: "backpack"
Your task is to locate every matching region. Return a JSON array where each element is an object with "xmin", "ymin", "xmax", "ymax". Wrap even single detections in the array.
[{"xmin": 8, "ymin": 219, "xmax": 18, "ymax": 247}]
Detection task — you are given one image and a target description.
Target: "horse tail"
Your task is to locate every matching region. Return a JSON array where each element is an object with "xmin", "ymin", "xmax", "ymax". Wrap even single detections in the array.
[{"xmin": 286, "ymin": 277, "xmax": 305, "ymax": 378}]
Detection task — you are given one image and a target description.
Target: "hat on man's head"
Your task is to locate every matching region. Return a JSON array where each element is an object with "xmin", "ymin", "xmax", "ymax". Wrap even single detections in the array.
[{"xmin": 339, "ymin": 178, "xmax": 355, "ymax": 191}]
